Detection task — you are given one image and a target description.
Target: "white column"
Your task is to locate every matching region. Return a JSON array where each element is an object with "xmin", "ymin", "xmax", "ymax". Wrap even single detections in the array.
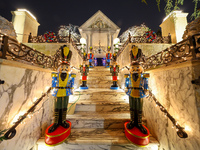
[
  {"xmin": 107, "ymin": 34, "xmax": 110, "ymax": 48},
  {"xmin": 86, "ymin": 34, "xmax": 89, "ymax": 53},
  {"xmin": 111, "ymin": 34, "xmax": 114, "ymax": 54},
  {"xmin": 90, "ymin": 33, "xmax": 92, "ymax": 47}
]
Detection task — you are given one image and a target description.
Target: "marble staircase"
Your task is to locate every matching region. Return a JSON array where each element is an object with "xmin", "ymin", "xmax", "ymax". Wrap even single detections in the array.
[{"xmin": 36, "ymin": 66, "xmax": 159, "ymax": 150}]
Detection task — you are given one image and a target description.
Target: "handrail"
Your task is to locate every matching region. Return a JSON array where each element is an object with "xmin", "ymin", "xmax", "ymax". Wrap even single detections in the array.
[
  {"xmin": 143, "ymin": 33, "xmax": 200, "ymax": 70},
  {"xmin": 129, "ymin": 35, "xmax": 170, "ymax": 44},
  {"xmin": 117, "ymin": 34, "xmax": 200, "ymax": 70},
  {"xmin": 0, "ymin": 33, "xmax": 83, "ymax": 69},
  {"xmin": 147, "ymin": 89, "xmax": 188, "ymax": 138},
  {"xmin": 3, "ymin": 87, "xmax": 51, "ymax": 140}
]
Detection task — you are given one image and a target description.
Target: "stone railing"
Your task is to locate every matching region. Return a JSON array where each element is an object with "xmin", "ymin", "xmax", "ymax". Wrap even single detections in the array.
[
  {"xmin": 117, "ymin": 34, "xmax": 200, "ymax": 70},
  {"xmin": 28, "ymin": 35, "xmax": 71, "ymax": 43},
  {"xmin": 0, "ymin": 33, "xmax": 83, "ymax": 70},
  {"xmin": 117, "ymin": 35, "xmax": 171, "ymax": 56},
  {"xmin": 143, "ymin": 34, "xmax": 200, "ymax": 70},
  {"xmin": 129, "ymin": 35, "xmax": 170, "ymax": 44}
]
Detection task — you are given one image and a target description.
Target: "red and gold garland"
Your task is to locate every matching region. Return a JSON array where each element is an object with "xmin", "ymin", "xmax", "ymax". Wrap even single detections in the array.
[{"xmin": 43, "ymin": 31, "xmax": 56, "ymax": 42}]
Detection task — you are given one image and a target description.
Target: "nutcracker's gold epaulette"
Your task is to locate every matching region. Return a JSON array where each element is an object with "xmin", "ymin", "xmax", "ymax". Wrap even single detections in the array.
[
  {"xmin": 71, "ymin": 74, "xmax": 76, "ymax": 78},
  {"xmin": 80, "ymin": 65, "xmax": 83, "ymax": 68},
  {"xmin": 117, "ymin": 65, "xmax": 120, "ymax": 68},
  {"xmin": 124, "ymin": 74, "xmax": 129, "ymax": 78},
  {"xmin": 110, "ymin": 65, "xmax": 113, "ymax": 68},
  {"xmin": 51, "ymin": 72, "xmax": 57, "ymax": 77},
  {"xmin": 143, "ymin": 73, "xmax": 150, "ymax": 78}
]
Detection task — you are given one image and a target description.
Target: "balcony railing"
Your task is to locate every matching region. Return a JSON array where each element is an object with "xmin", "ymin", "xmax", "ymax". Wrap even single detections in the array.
[
  {"xmin": 143, "ymin": 34, "xmax": 200, "ymax": 70},
  {"xmin": 0, "ymin": 33, "xmax": 83, "ymax": 70}
]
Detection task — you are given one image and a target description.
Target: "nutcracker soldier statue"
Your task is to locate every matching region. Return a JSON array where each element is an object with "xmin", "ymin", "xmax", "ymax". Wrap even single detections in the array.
[
  {"xmin": 110, "ymin": 53, "xmax": 119, "ymax": 90},
  {"xmin": 45, "ymin": 45, "xmax": 76, "ymax": 146},
  {"xmin": 106, "ymin": 46, "xmax": 112, "ymax": 68},
  {"xmin": 80, "ymin": 52, "xmax": 90, "ymax": 89},
  {"xmin": 102, "ymin": 58, "xmax": 106, "ymax": 66},
  {"xmin": 94, "ymin": 58, "xmax": 98, "ymax": 66},
  {"xmin": 88, "ymin": 46, "xmax": 94, "ymax": 68},
  {"xmin": 124, "ymin": 45, "xmax": 150, "ymax": 147}
]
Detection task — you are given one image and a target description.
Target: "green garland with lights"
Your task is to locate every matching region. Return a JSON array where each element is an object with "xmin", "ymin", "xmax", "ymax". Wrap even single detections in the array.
[
  {"xmin": 0, "ymin": 84, "xmax": 81, "ymax": 141},
  {"xmin": 147, "ymin": 88, "xmax": 188, "ymax": 138}
]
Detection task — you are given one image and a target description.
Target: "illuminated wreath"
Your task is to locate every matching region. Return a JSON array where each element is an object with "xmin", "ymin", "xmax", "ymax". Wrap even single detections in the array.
[
  {"xmin": 43, "ymin": 31, "xmax": 56, "ymax": 42},
  {"xmin": 145, "ymin": 29, "xmax": 157, "ymax": 42}
]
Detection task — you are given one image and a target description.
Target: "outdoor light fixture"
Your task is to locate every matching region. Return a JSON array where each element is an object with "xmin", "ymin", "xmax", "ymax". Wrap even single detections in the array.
[
  {"xmin": 114, "ymin": 38, "xmax": 120, "ymax": 44},
  {"xmin": 80, "ymin": 38, "xmax": 86, "ymax": 45}
]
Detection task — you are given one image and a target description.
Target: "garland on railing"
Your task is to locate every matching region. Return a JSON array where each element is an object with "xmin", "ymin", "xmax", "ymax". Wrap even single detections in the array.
[
  {"xmin": 147, "ymin": 89, "xmax": 188, "ymax": 138},
  {"xmin": 1, "ymin": 87, "xmax": 51, "ymax": 140},
  {"xmin": 0, "ymin": 86, "xmax": 81, "ymax": 141}
]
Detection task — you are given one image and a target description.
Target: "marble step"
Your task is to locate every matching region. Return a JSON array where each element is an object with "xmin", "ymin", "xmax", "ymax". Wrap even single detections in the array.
[
  {"xmin": 67, "ymin": 111, "xmax": 146, "ymax": 129},
  {"xmin": 87, "ymin": 76, "xmax": 113, "ymax": 81},
  {"xmin": 75, "ymin": 102, "xmax": 129, "ymax": 112},
  {"xmin": 73, "ymin": 88, "xmax": 126, "ymax": 96},
  {"xmin": 87, "ymin": 83, "xmax": 112, "ymax": 88},
  {"xmin": 88, "ymin": 71, "xmax": 111, "ymax": 75},
  {"xmin": 80, "ymin": 80, "xmax": 113, "ymax": 87},
  {"xmin": 82, "ymin": 80, "xmax": 113, "ymax": 84},
  {"xmin": 37, "ymin": 129, "xmax": 159, "ymax": 150},
  {"xmin": 88, "ymin": 73, "xmax": 111, "ymax": 77},
  {"xmin": 70, "ymin": 90, "xmax": 128, "ymax": 101},
  {"xmin": 89, "ymin": 67, "xmax": 110, "ymax": 72}
]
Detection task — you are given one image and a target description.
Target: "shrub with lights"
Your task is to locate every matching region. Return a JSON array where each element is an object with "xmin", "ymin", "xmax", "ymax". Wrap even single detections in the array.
[
  {"xmin": 43, "ymin": 31, "xmax": 56, "ymax": 43},
  {"xmin": 145, "ymin": 29, "xmax": 157, "ymax": 42}
]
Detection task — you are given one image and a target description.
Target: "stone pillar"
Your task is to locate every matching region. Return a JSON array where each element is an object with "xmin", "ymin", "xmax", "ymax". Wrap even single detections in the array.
[
  {"xmin": 107, "ymin": 34, "xmax": 110, "ymax": 48},
  {"xmin": 11, "ymin": 9, "xmax": 40, "ymax": 43},
  {"xmin": 111, "ymin": 34, "xmax": 114, "ymax": 53},
  {"xmin": 160, "ymin": 11, "xmax": 188, "ymax": 43},
  {"xmin": 86, "ymin": 34, "xmax": 89, "ymax": 53},
  {"xmin": 90, "ymin": 33, "xmax": 93, "ymax": 47}
]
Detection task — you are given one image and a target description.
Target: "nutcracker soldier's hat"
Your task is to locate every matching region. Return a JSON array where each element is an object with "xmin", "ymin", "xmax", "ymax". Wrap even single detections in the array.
[
  {"xmin": 60, "ymin": 45, "xmax": 72, "ymax": 65},
  {"xmin": 108, "ymin": 46, "xmax": 111, "ymax": 51},
  {"xmin": 112, "ymin": 53, "xmax": 117, "ymax": 62},
  {"xmin": 83, "ymin": 52, "xmax": 87, "ymax": 61},
  {"xmin": 130, "ymin": 45, "xmax": 143, "ymax": 63}
]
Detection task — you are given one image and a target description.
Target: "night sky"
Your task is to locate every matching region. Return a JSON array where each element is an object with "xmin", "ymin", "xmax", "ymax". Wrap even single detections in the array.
[{"xmin": 0, "ymin": 0, "xmax": 195, "ymax": 36}]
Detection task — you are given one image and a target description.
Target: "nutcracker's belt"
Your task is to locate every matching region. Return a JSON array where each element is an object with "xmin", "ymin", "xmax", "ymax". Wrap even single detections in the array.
[
  {"xmin": 128, "ymin": 87, "xmax": 143, "ymax": 90},
  {"xmin": 55, "ymin": 87, "xmax": 71, "ymax": 89}
]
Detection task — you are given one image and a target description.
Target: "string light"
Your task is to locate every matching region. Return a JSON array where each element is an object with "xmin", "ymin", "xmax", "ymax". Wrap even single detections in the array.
[
  {"xmin": 147, "ymin": 89, "xmax": 188, "ymax": 138},
  {"xmin": 3, "ymin": 87, "xmax": 51, "ymax": 140}
]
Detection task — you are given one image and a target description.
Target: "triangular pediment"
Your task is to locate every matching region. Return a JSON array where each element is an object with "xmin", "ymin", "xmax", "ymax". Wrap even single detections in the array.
[
  {"xmin": 88, "ymin": 17, "xmax": 111, "ymax": 29},
  {"xmin": 79, "ymin": 10, "xmax": 120, "ymax": 31}
]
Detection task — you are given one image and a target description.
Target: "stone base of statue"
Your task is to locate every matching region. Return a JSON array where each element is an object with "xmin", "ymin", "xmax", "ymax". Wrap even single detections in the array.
[
  {"xmin": 45, "ymin": 120, "xmax": 71, "ymax": 146},
  {"xmin": 110, "ymin": 86, "xmax": 118, "ymax": 90},
  {"xmin": 124, "ymin": 122, "xmax": 150, "ymax": 147},
  {"xmin": 80, "ymin": 86, "xmax": 89, "ymax": 90}
]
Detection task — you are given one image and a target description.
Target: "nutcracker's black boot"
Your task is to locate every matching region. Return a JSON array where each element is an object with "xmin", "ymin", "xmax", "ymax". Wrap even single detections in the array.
[
  {"xmin": 48, "ymin": 109, "xmax": 59, "ymax": 133},
  {"xmin": 60, "ymin": 108, "xmax": 70, "ymax": 129},
  {"xmin": 126, "ymin": 108, "xmax": 135, "ymax": 129},
  {"xmin": 136, "ymin": 111, "xmax": 147, "ymax": 134},
  {"xmin": 80, "ymin": 81, "xmax": 87, "ymax": 87},
  {"xmin": 89, "ymin": 62, "xmax": 93, "ymax": 67},
  {"xmin": 111, "ymin": 81, "xmax": 118, "ymax": 87}
]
